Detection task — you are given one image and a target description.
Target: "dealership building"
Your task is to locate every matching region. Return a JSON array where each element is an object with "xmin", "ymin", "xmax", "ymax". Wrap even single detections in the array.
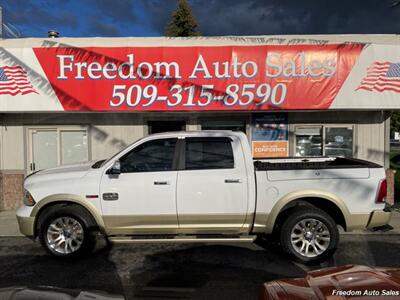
[{"xmin": 0, "ymin": 34, "xmax": 399, "ymax": 210}]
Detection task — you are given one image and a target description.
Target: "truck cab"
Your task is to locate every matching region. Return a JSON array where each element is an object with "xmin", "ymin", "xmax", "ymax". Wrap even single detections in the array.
[{"xmin": 99, "ymin": 131, "xmax": 255, "ymax": 235}]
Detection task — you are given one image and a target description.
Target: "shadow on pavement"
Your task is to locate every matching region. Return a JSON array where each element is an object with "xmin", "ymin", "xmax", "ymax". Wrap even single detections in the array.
[
  {"xmin": 1, "ymin": 234, "xmax": 400, "ymax": 300},
  {"xmin": 123, "ymin": 243, "xmax": 306, "ymax": 300},
  {"xmin": 332, "ymin": 235, "xmax": 400, "ymax": 268},
  {"xmin": 118, "ymin": 235, "xmax": 400, "ymax": 300},
  {"xmin": 0, "ymin": 237, "xmax": 124, "ymax": 296}
]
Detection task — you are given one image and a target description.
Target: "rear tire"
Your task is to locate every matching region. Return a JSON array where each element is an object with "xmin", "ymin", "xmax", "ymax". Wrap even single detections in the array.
[
  {"xmin": 38, "ymin": 204, "xmax": 96, "ymax": 259},
  {"xmin": 279, "ymin": 207, "xmax": 339, "ymax": 264}
]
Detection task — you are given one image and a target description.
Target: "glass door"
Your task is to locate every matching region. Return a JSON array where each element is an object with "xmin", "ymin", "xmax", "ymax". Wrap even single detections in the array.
[
  {"xmin": 28, "ymin": 127, "xmax": 89, "ymax": 173},
  {"xmin": 30, "ymin": 129, "xmax": 58, "ymax": 172},
  {"xmin": 60, "ymin": 130, "xmax": 88, "ymax": 165}
]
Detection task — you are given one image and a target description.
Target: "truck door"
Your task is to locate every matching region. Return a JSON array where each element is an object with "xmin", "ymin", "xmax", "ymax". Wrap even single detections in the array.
[
  {"xmin": 176, "ymin": 137, "xmax": 248, "ymax": 233},
  {"xmin": 100, "ymin": 138, "xmax": 179, "ymax": 235}
]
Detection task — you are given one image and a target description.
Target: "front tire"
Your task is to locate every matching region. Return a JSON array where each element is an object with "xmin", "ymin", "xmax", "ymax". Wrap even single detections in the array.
[
  {"xmin": 279, "ymin": 207, "xmax": 339, "ymax": 264},
  {"xmin": 38, "ymin": 205, "xmax": 96, "ymax": 258}
]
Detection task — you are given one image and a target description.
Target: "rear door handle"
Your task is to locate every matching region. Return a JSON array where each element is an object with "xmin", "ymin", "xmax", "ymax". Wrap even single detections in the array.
[
  {"xmin": 154, "ymin": 181, "xmax": 170, "ymax": 185},
  {"xmin": 225, "ymin": 179, "xmax": 242, "ymax": 183}
]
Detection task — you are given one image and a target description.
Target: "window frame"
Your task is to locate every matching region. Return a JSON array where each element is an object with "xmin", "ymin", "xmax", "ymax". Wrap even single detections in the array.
[
  {"xmin": 293, "ymin": 124, "xmax": 354, "ymax": 157},
  {"xmin": 178, "ymin": 137, "xmax": 235, "ymax": 171},
  {"xmin": 118, "ymin": 137, "xmax": 181, "ymax": 173}
]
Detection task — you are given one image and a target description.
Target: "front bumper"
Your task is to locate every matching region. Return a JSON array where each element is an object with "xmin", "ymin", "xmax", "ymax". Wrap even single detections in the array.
[
  {"xmin": 16, "ymin": 206, "xmax": 35, "ymax": 237},
  {"xmin": 366, "ymin": 210, "xmax": 392, "ymax": 229},
  {"xmin": 16, "ymin": 215, "xmax": 35, "ymax": 237}
]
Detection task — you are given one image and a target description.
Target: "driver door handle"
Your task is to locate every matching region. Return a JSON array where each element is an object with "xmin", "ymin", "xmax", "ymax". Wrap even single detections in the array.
[{"xmin": 154, "ymin": 181, "xmax": 170, "ymax": 185}]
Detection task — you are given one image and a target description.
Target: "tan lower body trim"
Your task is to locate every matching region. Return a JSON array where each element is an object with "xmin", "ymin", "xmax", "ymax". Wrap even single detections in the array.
[
  {"xmin": 252, "ymin": 213, "xmax": 269, "ymax": 233},
  {"xmin": 178, "ymin": 214, "xmax": 248, "ymax": 234},
  {"xmin": 254, "ymin": 213, "xmax": 372, "ymax": 233},
  {"xmin": 103, "ymin": 214, "xmax": 178, "ymax": 235},
  {"xmin": 345, "ymin": 214, "xmax": 370, "ymax": 231}
]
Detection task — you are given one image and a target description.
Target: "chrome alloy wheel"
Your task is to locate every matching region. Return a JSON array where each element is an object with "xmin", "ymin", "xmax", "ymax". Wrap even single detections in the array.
[
  {"xmin": 46, "ymin": 217, "xmax": 84, "ymax": 254},
  {"xmin": 290, "ymin": 218, "xmax": 330, "ymax": 258}
]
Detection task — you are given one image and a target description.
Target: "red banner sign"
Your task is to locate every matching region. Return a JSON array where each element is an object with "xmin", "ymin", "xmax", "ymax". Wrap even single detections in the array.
[{"xmin": 33, "ymin": 44, "xmax": 364, "ymax": 111}]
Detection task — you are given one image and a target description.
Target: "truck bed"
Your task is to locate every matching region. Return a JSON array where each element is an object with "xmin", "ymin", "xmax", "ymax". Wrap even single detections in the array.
[{"xmin": 254, "ymin": 157, "xmax": 382, "ymax": 171}]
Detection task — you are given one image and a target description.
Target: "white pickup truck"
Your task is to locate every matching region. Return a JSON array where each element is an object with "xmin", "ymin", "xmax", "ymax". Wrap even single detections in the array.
[{"xmin": 16, "ymin": 131, "xmax": 392, "ymax": 263}]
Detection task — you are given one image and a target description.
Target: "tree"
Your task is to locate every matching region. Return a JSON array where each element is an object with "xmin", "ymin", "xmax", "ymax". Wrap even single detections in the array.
[
  {"xmin": 391, "ymin": 111, "xmax": 400, "ymax": 138},
  {"xmin": 165, "ymin": 0, "xmax": 200, "ymax": 37}
]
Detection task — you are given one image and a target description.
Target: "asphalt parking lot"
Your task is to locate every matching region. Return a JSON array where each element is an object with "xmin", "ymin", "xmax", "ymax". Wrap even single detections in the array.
[{"xmin": 0, "ymin": 234, "xmax": 400, "ymax": 300}]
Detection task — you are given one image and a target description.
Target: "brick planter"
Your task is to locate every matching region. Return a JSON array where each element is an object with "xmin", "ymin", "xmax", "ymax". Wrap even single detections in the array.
[{"xmin": 0, "ymin": 172, "xmax": 24, "ymax": 211}]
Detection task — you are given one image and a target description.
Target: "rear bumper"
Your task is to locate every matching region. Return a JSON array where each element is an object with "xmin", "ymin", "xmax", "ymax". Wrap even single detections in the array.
[{"xmin": 366, "ymin": 210, "xmax": 392, "ymax": 229}]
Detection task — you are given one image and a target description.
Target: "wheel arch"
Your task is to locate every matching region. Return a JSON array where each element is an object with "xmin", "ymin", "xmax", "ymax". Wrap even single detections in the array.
[
  {"xmin": 31, "ymin": 194, "xmax": 105, "ymax": 237},
  {"xmin": 265, "ymin": 190, "xmax": 350, "ymax": 234}
]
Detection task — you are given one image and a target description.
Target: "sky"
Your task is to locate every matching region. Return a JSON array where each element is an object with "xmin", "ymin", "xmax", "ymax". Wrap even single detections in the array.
[{"xmin": 0, "ymin": 0, "xmax": 399, "ymax": 38}]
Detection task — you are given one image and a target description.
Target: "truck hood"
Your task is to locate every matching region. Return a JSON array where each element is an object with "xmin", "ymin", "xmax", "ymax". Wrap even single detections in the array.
[
  {"xmin": 35, "ymin": 161, "xmax": 95, "ymax": 175},
  {"xmin": 25, "ymin": 161, "xmax": 97, "ymax": 186}
]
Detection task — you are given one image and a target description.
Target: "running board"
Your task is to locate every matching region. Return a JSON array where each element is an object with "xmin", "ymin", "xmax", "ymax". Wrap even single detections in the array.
[
  {"xmin": 370, "ymin": 224, "xmax": 394, "ymax": 232},
  {"xmin": 109, "ymin": 235, "xmax": 256, "ymax": 244}
]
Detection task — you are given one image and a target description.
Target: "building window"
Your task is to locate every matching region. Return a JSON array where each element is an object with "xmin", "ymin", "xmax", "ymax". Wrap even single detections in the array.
[
  {"xmin": 295, "ymin": 126, "xmax": 323, "ymax": 157},
  {"xmin": 295, "ymin": 125, "xmax": 353, "ymax": 157},
  {"xmin": 324, "ymin": 126, "xmax": 353, "ymax": 158},
  {"xmin": 148, "ymin": 121, "xmax": 186, "ymax": 134},
  {"xmin": 201, "ymin": 120, "xmax": 246, "ymax": 133},
  {"xmin": 28, "ymin": 127, "xmax": 89, "ymax": 172}
]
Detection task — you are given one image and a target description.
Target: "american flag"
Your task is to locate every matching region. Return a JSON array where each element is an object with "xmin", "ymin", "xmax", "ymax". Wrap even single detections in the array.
[
  {"xmin": 357, "ymin": 62, "xmax": 400, "ymax": 93},
  {"xmin": 0, "ymin": 66, "xmax": 37, "ymax": 96}
]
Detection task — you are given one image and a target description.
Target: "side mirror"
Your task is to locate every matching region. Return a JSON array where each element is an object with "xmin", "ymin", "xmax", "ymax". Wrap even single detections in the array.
[{"xmin": 106, "ymin": 160, "xmax": 121, "ymax": 175}]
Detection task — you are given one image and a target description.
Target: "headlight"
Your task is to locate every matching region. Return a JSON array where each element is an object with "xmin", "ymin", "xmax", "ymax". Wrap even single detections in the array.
[{"xmin": 23, "ymin": 190, "xmax": 36, "ymax": 206}]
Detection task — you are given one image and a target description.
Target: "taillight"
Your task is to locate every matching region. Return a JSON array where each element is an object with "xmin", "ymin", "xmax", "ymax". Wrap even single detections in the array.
[{"xmin": 376, "ymin": 179, "xmax": 387, "ymax": 203}]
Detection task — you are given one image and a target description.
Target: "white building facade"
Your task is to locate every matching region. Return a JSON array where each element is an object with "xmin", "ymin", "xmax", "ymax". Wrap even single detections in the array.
[{"xmin": 0, "ymin": 35, "xmax": 398, "ymax": 209}]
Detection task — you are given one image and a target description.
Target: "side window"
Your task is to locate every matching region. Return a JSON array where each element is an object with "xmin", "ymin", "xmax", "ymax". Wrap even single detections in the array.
[
  {"xmin": 185, "ymin": 137, "xmax": 234, "ymax": 170},
  {"xmin": 120, "ymin": 138, "xmax": 177, "ymax": 173}
]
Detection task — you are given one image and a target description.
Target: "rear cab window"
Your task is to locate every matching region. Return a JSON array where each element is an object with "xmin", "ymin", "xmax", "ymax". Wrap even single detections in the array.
[{"xmin": 184, "ymin": 137, "xmax": 234, "ymax": 170}]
